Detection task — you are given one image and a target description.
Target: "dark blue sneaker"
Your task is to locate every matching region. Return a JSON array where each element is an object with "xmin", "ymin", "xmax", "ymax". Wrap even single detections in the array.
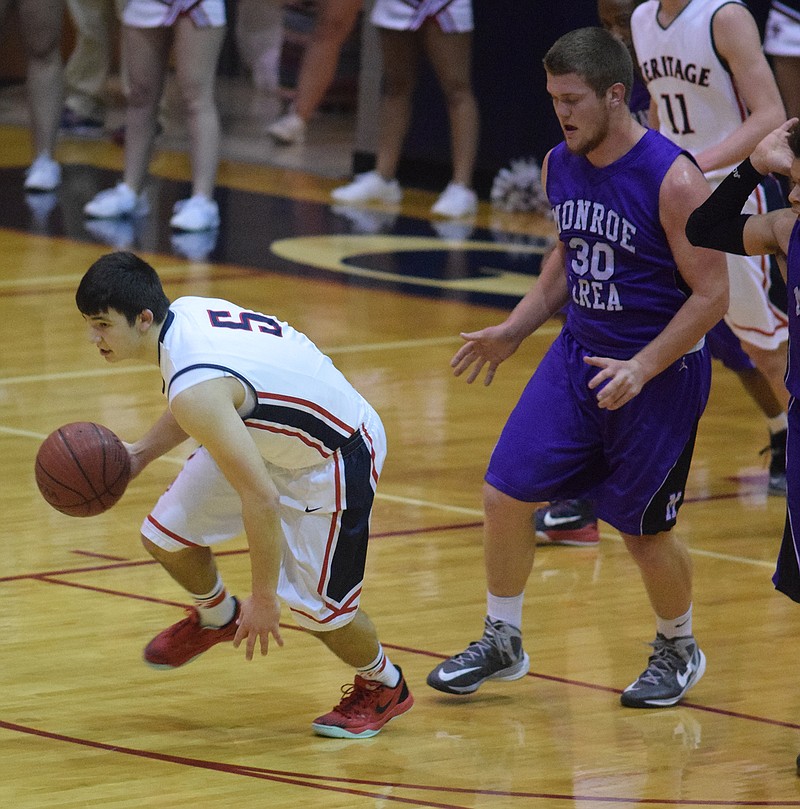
[
  {"xmin": 427, "ymin": 617, "xmax": 529, "ymax": 695},
  {"xmin": 534, "ymin": 499, "xmax": 599, "ymax": 546},
  {"xmin": 621, "ymin": 634, "xmax": 706, "ymax": 708}
]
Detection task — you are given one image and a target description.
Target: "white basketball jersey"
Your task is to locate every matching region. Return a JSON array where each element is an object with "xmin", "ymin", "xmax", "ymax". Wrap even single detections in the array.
[
  {"xmin": 159, "ymin": 296, "xmax": 377, "ymax": 470},
  {"xmin": 631, "ymin": 0, "xmax": 749, "ymax": 183}
]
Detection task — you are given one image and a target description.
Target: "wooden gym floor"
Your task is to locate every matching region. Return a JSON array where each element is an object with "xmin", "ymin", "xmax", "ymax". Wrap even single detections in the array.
[{"xmin": 1, "ymin": 75, "xmax": 800, "ymax": 807}]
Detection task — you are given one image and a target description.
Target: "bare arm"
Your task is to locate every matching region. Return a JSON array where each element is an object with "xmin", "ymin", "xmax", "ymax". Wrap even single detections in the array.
[
  {"xmin": 170, "ymin": 377, "xmax": 284, "ymax": 660},
  {"xmin": 586, "ymin": 156, "xmax": 729, "ymax": 409},
  {"xmin": 695, "ymin": 4, "xmax": 785, "ymax": 173},
  {"xmin": 686, "ymin": 119, "xmax": 798, "ymax": 267},
  {"xmin": 126, "ymin": 407, "xmax": 191, "ymax": 478},
  {"xmin": 451, "ymin": 150, "xmax": 569, "ymax": 385}
]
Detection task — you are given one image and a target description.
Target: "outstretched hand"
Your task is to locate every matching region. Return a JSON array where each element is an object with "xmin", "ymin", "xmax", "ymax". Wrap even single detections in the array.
[
  {"xmin": 584, "ymin": 355, "xmax": 646, "ymax": 410},
  {"xmin": 451, "ymin": 326, "xmax": 522, "ymax": 386},
  {"xmin": 233, "ymin": 594, "xmax": 284, "ymax": 660},
  {"xmin": 751, "ymin": 118, "xmax": 799, "ymax": 177}
]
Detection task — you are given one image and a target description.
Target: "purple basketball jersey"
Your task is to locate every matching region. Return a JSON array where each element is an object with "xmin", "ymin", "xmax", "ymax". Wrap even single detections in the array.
[
  {"xmin": 547, "ymin": 129, "xmax": 693, "ymax": 358},
  {"xmin": 785, "ymin": 220, "xmax": 800, "ymax": 398}
]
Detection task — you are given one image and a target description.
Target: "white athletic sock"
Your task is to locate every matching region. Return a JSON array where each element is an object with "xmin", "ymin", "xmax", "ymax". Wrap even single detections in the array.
[
  {"xmin": 657, "ymin": 604, "xmax": 693, "ymax": 639},
  {"xmin": 357, "ymin": 644, "xmax": 400, "ymax": 687},
  {"xmin": 768, "ymin": 413, "xmax": 788, "ymax": 434},
  {"xmin": 487, "ymin": 592, "xmax": 524, "ymax": 630},
  {"xmin": 191, "ymin": 574, "xmax": 237, "ymax": 627}
]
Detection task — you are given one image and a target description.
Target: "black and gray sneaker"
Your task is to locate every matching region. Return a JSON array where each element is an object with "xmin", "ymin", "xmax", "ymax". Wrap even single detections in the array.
[
  {"xmin": 427, "ymin": 616, "xmax": 530, "ymax": 695},
  {"xmin": 762, "ymin": 428, "xmax": 787, "ymax": 496},
  {"xmin": 621, "ymin": 634, "xmax": 706, "ymax": 708}
]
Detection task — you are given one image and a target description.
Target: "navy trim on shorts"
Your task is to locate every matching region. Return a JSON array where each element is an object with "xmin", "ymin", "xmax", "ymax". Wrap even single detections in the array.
[{"xmin": 326, "ymin": 430, "xmax": 375, "ymax": 603}]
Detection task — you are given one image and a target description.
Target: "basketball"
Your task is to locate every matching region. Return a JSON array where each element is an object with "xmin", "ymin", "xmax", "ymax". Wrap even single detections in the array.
[{"xmin": 35, "ymin": 422, "xmax": 131, "ymax": 517}]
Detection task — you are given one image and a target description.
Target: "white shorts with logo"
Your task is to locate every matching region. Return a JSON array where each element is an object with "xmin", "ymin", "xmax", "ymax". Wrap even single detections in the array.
[
  {"xmin": 141, "ymin": 419, "xmax": 386, "ymax": 631},
  {"xmin": 764, "ymin": 6, "xmax": 800, "ymax": 56},
  {"xmin": 371, "ymin": 0, "xmax": 473, "ymax": 33},
  {"xmin": 122, "ymin": 0, "xmax": 226, "ymax": 28}
]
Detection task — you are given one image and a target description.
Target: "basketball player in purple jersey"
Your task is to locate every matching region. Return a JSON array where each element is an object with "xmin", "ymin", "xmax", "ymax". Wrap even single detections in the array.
[
  {"xmin": 427, "ymin": 27, "xmax": 728, "ymax": 708},
  {"xmin": 686, "ymin": 118, "xmax": 800, "ymax": 762},
  {"xmin": 538, "ymin": 0, "xmax": 787, "ymax": 544}
]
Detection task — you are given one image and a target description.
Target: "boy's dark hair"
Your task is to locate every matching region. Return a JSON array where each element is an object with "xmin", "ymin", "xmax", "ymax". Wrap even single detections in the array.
[
  {"xmin": 543, "ymin": 26, "xmax": 634, "ymax": 104},
  {"xmin": 790, "ymin": 124, "xmax": 800, "ymax": 159},
  {"xmin": 76, "ymin": 252, "xmax": 170, "ymax": 326}
]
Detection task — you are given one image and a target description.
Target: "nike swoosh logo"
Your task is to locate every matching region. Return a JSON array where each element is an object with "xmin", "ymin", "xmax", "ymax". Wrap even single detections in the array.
[
  {"xmin": 676, "ymin": 668, "xmax": 691, "ymax": 688},
  {"xmin": 543, "ymin": 513, "xmax": 582, "ymax": 528},
  {"xmin": 305, "ymin": 506, "xmax": 322, "ymax": 513},
  {"xmin": 375, "ymin": 700, "xmax": 394, "ymax": 714},
  {"xmin": 437, "ymin": 666, "xmax": 481, "ymax": 682}
]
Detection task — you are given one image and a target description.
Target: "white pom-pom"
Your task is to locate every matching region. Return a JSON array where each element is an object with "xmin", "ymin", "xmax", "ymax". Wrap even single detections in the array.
[{"xmin": 490, "ymin": 157, "xmax": 551, "ymax": 216}]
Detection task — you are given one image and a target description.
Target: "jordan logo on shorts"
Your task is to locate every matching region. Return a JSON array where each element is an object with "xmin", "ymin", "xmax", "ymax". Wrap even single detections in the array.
[{"xmin": 665, "ymin": 491, "xmax": 682, "ymax": 521}]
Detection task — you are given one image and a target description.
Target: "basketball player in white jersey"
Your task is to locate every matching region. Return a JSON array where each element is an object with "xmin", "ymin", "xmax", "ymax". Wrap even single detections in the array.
[
  {"xmin": 631, "ymin": 0, "xmax": 790, "ymax": 492},
  {"xmin": 75, "ymin": 251, "xmax": 414, "ymax": 739}
]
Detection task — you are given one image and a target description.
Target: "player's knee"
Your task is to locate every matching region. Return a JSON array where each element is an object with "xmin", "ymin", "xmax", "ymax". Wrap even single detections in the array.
[{"xmin": 141, "ymin": 534, "xmax": 170, "ymax": 560}]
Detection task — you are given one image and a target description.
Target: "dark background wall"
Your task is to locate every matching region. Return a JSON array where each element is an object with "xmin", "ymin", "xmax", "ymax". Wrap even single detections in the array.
[{"xmin": 387, "ymin": 0, "xmax": 773, "ymax": 196}]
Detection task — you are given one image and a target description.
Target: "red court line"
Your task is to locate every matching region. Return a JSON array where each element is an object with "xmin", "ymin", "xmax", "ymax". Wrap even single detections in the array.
[{"xmin": 0, "ymin": 716, "xmax": 798, "ymax": 806}]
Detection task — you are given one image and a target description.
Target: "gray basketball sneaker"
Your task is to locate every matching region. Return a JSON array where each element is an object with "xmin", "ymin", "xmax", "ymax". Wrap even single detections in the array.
[
  {"xmin": 427, "ymin": 616, "xmax": 530, "ymax": 695},
  {"xmin": 621, "ymin": 634, "xmax": 706, "ymax": 708}
]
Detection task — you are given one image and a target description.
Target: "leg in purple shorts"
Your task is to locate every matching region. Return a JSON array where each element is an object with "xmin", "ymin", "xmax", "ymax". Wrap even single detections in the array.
[
  {"xmin": 486, "ymin": 329, "xmax": 711, "ymax": 536},
  {"xmin": 705, "ymin": 320, "xmax": 755, "ymax": 372},
  {"xmin": 773, "ymin": 397, "xmax": 800, "ymax": 601}
]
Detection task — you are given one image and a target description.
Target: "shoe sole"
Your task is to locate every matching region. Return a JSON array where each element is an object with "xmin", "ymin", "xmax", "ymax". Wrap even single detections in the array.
[
  {"xmin": 536, "ymin": 532, "xmax": 600, "ymax": 547},
  {"xmin": 311, "ymin": 695, "xmax": 414, "ymax": 739},
  {"xmin": 620, "ymin": 650, "xmax": 706, "ymax": 708},
  {"xmin": 426, "ymin": 652, "xmax": 530, "ymax": 695}
]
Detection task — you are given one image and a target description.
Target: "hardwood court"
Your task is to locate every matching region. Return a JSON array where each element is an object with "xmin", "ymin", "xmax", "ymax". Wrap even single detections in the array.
[{"xmin": 1, "ymin": 121, "xmax": 800, "ymax": 808}]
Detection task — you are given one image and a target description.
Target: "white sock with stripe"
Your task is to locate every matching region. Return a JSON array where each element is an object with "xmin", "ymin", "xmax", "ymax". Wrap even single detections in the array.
[
  {"xmin": 357, "ymin": 644, "xmax": 400, "ymax": 688},
  {"xmin": 191, "ymin": 574, "xmax": 237, "ymax": 628}
]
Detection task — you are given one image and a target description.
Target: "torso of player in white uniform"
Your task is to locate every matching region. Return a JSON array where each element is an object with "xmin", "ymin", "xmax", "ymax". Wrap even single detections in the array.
[
  {"xmin": 158, "ymin": 296, "xmax": 373, "ymax": 470},
  {"xmin": 631, "ymin": 0, "xmax": 748, "ymax": 182}
]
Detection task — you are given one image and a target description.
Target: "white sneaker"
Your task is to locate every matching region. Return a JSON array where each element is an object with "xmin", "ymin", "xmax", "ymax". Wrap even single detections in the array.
[
  {"xmin": 431, "ymin": 183, "xmax": 478, "ymax": 218},
  {"xmin": 331, "ymin": 171, "xmax": 402, "ymax": 204},
  {"xmin": 170, "ymin": 195, "xmax": 220, "ymax": 231},
  {"xmin": 267, "ymin": 112, "xmax": 306, "ymax": 145},
  {"xmin": 24, "ymin": 154, "xmax": 61, "ymax": 191},
  {"xmin": 84, "ymin": 182, "xmax": 147, "ymax": 218}
]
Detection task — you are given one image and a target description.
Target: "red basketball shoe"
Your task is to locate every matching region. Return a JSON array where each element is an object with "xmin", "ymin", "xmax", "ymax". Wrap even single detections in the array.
[
  {"xmin": 312, "ymin": 668, "xmax": 414, "ymax": 739},
  {"xmin": 534, "ymin": 499, "xmax": 599, "ymax": 546},
  {"xmin": 144, "ymin": 598, "xmax": 240, "ymax": 668}
]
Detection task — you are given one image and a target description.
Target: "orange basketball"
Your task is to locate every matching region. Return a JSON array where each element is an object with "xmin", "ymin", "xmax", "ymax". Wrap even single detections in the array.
[{"xmin": 35, "ymin": 422, "xmax": 131, "ymax": 517}]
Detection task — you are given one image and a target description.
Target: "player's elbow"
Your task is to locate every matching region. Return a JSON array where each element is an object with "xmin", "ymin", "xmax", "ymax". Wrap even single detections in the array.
[{"xmin": 685, "ymin": 209, "xmax": 705, "ymax": 247}]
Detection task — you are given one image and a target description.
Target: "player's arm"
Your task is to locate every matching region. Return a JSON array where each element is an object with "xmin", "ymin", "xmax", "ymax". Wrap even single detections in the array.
[
  {"xmin": 647, "ymin": 96, "xmax": 659, "ymax": 131},
  {"xmin": 695, "ymin": 4, "xmax": 785, "ymax": 173},
  {"xmin": 686, "ymin": 119, "xmax": 798, "ymax": 263},
  {"xmin": 451, "ymin": 150, "xmax": 569, "ymax": 385},
  {"xmin": 587, "ymin": 156, "xmax": 729, "ymax": 410},
  {"xmin": 170, "ymin": 377, "xmax": 284, "ymax": 661},
  {"xmin": 126, "ymin": 407, "xmax": 191, "ymax": 478}
]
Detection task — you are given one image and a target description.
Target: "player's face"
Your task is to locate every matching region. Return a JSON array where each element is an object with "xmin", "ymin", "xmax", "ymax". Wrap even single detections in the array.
[
  {"xmin": 547, "ymin": 72, "xmax": 610, "ymax": 156},
  {"xmin": 83, "ymin": 309, "xmax": 142, "ymax": 363},
  {"xmin": 598, "ymin": 0, "xmax": 636, "ymax": 48},
  {"xmin": 789, "ymin": 157, "xmax": 800, "ymax": 217}
]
